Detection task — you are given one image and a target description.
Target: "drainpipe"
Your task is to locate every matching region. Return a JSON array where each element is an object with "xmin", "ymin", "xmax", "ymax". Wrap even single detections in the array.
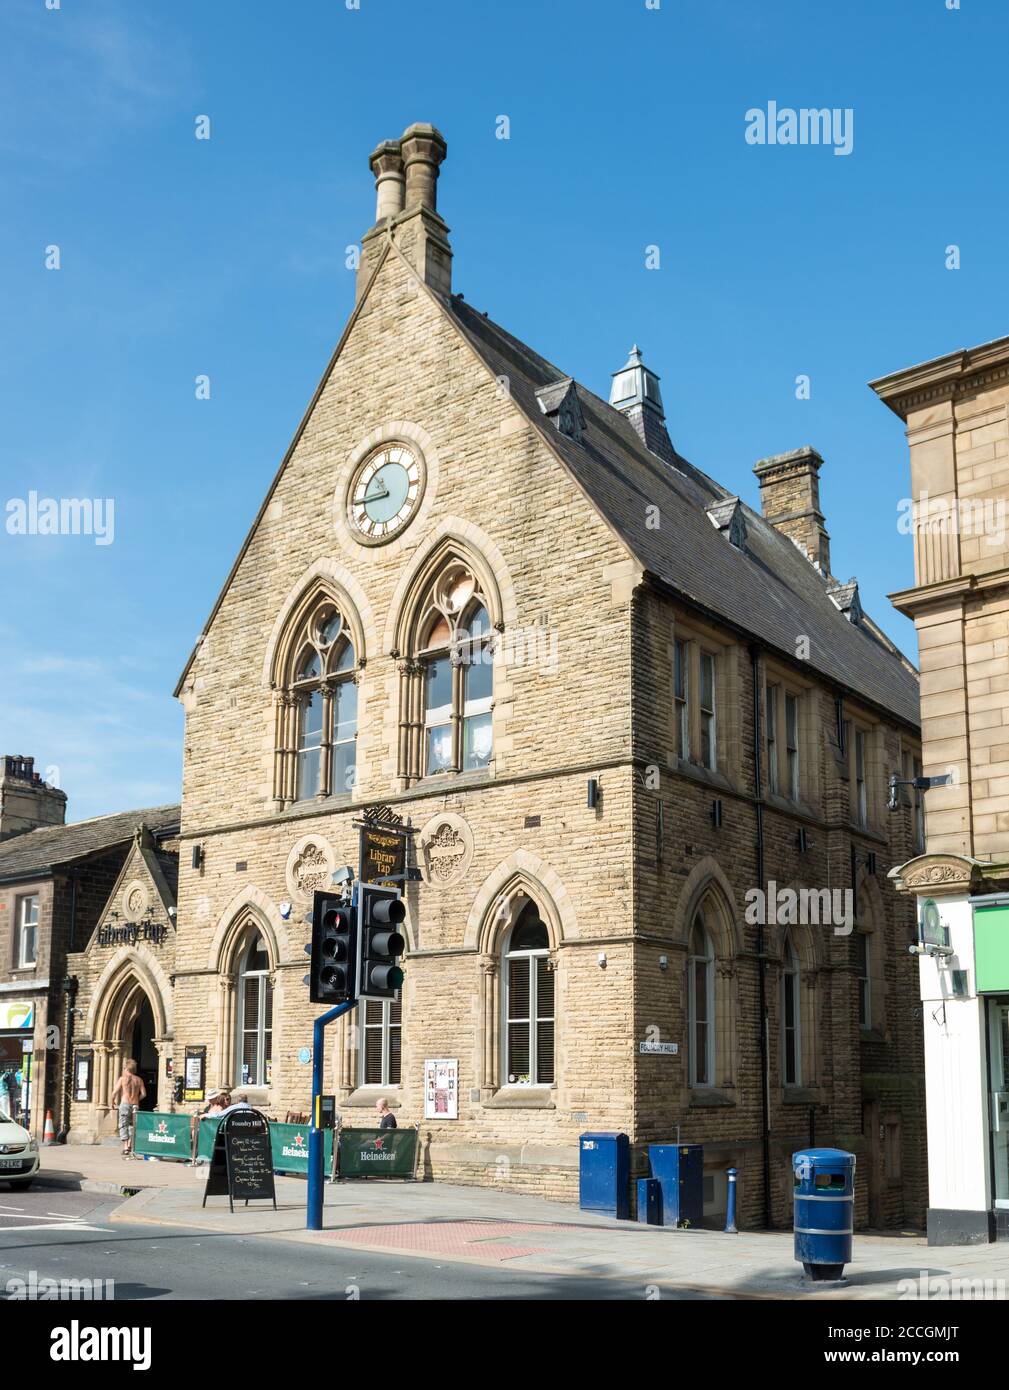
[
  {"xmin": 750, "ymin": 644, "xmax": 772, "ymax": 1229},
  {"xmin": 57, "ymin": 869, "xmax": 80, "ymax": 1142}
]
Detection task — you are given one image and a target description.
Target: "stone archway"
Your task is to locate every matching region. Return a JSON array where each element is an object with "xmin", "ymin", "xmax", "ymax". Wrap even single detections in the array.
[{"xmin": 89, "ymin": 953, "xmax": 172, "ymax": 1135}]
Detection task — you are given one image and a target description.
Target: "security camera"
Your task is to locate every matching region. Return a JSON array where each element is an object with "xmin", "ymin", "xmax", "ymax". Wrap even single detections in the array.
[
  {"xmin": 168, "ymin": 905, "xmax": 177, "ymax": 917},
  {"xmin": 331, "ymin": 865, "xmax": 355, "ymax": 884},
  {"xmin": 887, "ymin": 775, "xmax": 900, "ymax": 812}
]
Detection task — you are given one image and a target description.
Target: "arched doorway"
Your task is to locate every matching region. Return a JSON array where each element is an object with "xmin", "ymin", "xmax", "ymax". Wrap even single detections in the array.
[{"xmin": 129, "ymin": 995, "xmax": 159, "ymax": 1111}]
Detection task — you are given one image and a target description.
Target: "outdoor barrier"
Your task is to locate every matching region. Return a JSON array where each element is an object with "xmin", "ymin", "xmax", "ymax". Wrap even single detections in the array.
[
  {"xmin": 133, "ymin": 1111, "xmax": 192, "ymax": 1161},
  {"xmin": 147, "ymin": 1112, "xmax": 336, "ymax": 1175},
  {"xmin": 336, "ymin": 1125, "xmax": 419, "ymax": 1178}
]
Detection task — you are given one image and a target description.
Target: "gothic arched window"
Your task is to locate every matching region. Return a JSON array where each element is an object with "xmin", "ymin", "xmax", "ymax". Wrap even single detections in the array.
[
  {"xmin": 273, "ymin": 596, "xmax": 359, "ymax": 804},
  {"xmin": 237, "ymin": 934, "xmax": 273, "ymax": 1088},
  {"xmin": 687, "ymin": 912, "xmax": 715, "ymax": 1087},
  {"xmin": 503, "ymin": 902, "xmax": 554, "ymax": 1086},
  {"xmin": 397, "ymin": 557, "xmax": 496, "ymax": 782}
]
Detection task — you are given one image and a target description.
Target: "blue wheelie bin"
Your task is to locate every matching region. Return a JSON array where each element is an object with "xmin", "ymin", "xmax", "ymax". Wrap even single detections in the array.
[{"xmin": 793, "ymin": 1147, "xmax": 855, "ymax": 1281}]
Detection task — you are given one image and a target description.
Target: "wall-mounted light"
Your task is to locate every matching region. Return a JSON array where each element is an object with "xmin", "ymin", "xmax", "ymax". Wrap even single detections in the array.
[
  {"xmin": 658, "ymin": 955, "xmax": 668, "ymax": 971},
  {"xmin": 797, "ymin": 827, "xmax": 812, "ymax": 853},
  {"xmin": 597, "ymin": 951, "xmax": 607, "ymax": 968},
  {"xmin": 710, "ymin": 799, "xmax": 723, "ymax": 829},
  {"xmin": 191, "ymin": 844, "xmax": 203, "ymax": 871},
  {"xmin": 587, "ymin": 778, "xmax": 600, "ymax": 810}
]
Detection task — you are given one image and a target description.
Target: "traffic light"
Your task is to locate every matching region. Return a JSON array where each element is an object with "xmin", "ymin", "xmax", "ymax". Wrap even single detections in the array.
[
  {"xmin": 304, "ymin": 890, "xmax": 358, "ymax": 1004},
  {"xmin": 358, "ymin": 883, "xmax": 406, "ymax": 999}
]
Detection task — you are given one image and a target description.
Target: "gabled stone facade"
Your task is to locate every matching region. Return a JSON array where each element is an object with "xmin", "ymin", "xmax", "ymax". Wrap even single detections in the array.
[{"xmin": 163, "ymin": 124, "xmax": 925, "ymax": 1227}]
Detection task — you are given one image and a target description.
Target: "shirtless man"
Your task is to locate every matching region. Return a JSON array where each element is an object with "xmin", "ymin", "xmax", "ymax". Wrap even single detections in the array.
[{"xmin": 110, "ymin": 1059, "xmax": 147, "ymax": 1156}]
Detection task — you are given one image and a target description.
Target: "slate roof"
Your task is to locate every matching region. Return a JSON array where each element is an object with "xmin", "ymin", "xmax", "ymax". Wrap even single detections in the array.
[
  {"xmin": 445, "ymin": 295, "xmax": 920, "ymax": 730},
  {"xmin": 0, "ymin": 805, "xmax": 181, "ymax": 883}
]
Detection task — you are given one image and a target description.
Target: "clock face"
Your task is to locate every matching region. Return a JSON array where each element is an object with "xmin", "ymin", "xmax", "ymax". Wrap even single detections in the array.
[{"xmin": 348, "ymin": 445, "xmax": 424, "ymax": 543}]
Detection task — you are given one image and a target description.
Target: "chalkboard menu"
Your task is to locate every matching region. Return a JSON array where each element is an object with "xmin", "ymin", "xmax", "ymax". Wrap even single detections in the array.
[{"xmin": 202, "ymin": 1108, "xmax": 277, "ymax": 1213}]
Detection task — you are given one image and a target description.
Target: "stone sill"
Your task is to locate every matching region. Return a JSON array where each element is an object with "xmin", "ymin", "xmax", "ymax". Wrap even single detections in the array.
[
  {"xmin": 781, "ymin": 1086, "xmax": 821, "ymax": 1106},
  {"xmin": 342, "ymin": 1087, "xmax": 403, "ymax": 1110},
  {"xmin": 482, "ymin": 1088, "xmax": 555, "ymax": 1110},
  {"xmin": 688, "ymin": 1088, "xmax": 736, "ymax": 1109}
]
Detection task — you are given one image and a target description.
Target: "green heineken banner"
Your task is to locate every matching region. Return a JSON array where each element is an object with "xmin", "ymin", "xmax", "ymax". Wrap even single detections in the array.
[
  {"xmin": 271, "ymin": 1122, "xmax": 333, "ymax": 1175},
  {"xmin": 133, "ymin": 1111, "xmax": 192, "ymax": 1161},
  {"xmin": 195, "ymin": 1116, "xmax": 221, "ymax": 1163},
  {"xmin": 337, "ymin": 1126, "xmax": 418, "ymax": 1179}
]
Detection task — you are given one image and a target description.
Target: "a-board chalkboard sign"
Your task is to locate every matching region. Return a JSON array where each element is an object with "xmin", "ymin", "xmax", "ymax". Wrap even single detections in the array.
[{"xmin": 202, "ymin": 1108, "xmax": 277, "ymax": 1213}]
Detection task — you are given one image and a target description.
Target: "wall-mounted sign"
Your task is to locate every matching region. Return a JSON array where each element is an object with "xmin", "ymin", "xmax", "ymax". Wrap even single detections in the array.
[
  {"xmin": 73, "ymin": 1051, "xmax": 93, "ymax": 1102},
  {"xmin": 97, "ymin": 920, "xmax": 169, "ymax": 948},
  {"xmin": 424, "ymin": 1057, "xmax": 459, "ymax": 1119},
  {"xmin": 0, "ymin": 1001, "xmax": 33, "ymax": 1031},
  {"xmin": 183, "ymin": 1046, "xmax": 206, "ymax": 1103},
  {"xmin": 919, "ymin": 898, "xmax": 951, "ymax": 950},
  {"xmin": 360, "ymin": 825, "xmax": 406, "ymax": 886},
  {"xmin": 639, "ymin": 1041, "xmax": 679, "ymax": 1055}
]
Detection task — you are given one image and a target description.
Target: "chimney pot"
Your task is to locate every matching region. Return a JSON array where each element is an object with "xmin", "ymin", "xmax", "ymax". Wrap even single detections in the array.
[
  {"xmin": 400, "ymin": 123, "xmax": 448, "ymax": 214},
  {"xmin": 369, "ymin": 139, "xmax": 405, "ymax": 223}
]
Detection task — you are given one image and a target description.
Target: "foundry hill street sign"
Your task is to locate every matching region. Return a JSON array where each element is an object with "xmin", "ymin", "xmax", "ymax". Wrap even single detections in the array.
[{"xmin": 97, "ymin": 919, "xmax": 169, "ymax": 948}]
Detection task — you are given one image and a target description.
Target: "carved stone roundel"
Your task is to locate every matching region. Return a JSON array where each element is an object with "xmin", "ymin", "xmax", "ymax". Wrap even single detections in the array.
[
  {"xmin": 286, "ymin": 835, "xmax": 337, "ymax": 905},
  {"xmin": 418, "ymin": 812, "xmax": 474, "ymax": 888},
  {"xmin": 122, "ymin": 880, "xmax": 150, "ymax": 923}
]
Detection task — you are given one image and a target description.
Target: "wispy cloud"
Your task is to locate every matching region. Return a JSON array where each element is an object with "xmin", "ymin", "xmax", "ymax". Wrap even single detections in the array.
[{"xmin": 0, "ymin": 0, "xmax": 191, "ymax": 169}]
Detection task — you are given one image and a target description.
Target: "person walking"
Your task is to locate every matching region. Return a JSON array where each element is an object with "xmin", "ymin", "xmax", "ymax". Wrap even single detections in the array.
[{"xmin": 110, "ymin": 1059, "xmax": 146, "ymax": 1157}]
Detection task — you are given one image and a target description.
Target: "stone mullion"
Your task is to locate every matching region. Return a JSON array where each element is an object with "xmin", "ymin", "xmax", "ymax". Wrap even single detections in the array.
[
  {"xmin": 284, "ymin": 696, "xmax": 301, "ymax": 802},
  {"xmin": 451, "ymin": 655, "xmax": 464, "ymax": 771},
  {"xmin": 319, "ymin": 686, "xmax": 334, "ymax": 796},
  {"xmin": 479, "ymin": 958, "xmax": 499, "ymax": 1090},
  {"xmin": 407, "ymin": 662, "xmax": 425, "ymax": 780},
  {"xmin": 272, "ymin": 693, "xmax": 287, "ymax": 802}
]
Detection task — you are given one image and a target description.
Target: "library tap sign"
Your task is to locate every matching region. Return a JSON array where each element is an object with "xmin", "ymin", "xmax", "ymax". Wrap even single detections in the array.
[{"xmin": 423, "ymin": 1058, "xmax": 458, "ymax": 1120}]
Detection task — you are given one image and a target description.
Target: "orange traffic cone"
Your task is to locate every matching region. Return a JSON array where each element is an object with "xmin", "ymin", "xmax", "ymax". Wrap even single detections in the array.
[{"xmin": 43, "ymin": 1110, "xmax": 56, "ymax": 1145}]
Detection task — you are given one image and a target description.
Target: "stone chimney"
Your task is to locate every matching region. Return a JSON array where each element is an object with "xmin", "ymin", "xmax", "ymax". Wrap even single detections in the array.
[
  {"xmin": 357, "ymin": 123, "xmax": 451, "ymax": 301},
  {"xmin": 609, "ymin": 346, "xmax": 676, "ymax": 465},
  {"xmin": 753, "ymin": 446, "xmax": 831, "ymax": 576},
  {"xmin": 0, "ymin": 755, "xmax": 67, "ymax": 841}
]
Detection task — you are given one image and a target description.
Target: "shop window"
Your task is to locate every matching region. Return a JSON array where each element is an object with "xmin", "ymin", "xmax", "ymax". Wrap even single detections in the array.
[{"xmin": 237, "ymin": 935, "xmax": 273, "ymax": 1087}]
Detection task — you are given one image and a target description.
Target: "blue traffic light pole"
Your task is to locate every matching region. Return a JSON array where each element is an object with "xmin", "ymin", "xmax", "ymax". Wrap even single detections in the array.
[{"xmin": 307, "ymin": 999, "xmax": 354, "ymax": 1230}]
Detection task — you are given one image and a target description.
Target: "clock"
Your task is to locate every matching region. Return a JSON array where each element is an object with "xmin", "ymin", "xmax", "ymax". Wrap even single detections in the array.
[{"xmin": 348, "ymin": 445, "xmax": 424, "ymax": 543}]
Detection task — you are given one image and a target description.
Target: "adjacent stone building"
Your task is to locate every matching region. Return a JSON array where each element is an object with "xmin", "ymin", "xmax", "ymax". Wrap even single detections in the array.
[
  {"xmin": 0, "ymin": 755, "xmax": 178, "ymax": 1136},
  {"xmin": 873, "ymin": 335, "xmax": 1009, "ymax": 1243},
  {"xmin": 152, "ymin": 123, "xmax": 926, "ymax": 1227}
]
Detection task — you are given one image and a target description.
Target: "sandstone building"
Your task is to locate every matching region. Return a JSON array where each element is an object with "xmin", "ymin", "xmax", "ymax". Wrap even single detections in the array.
[
  {"xmin": 0, "ymin": 754, "xmax": 177, "ymax": 1136},
  {"xmin": 67, "ymin": 125, "xmax": 924, "ymax": 1228},
  {"xmin": 874, "ymin": 336, "xmax": 1009, "ymax": 1243}
]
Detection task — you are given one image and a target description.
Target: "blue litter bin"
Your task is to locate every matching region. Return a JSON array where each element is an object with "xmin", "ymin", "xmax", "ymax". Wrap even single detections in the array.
[
  {"xmin": 579, "ymin": 1132, "xmax": 630, "ymax": 1219},
  {"xmin": 648, "ymin": 1144, "xmax": 703, "ymax": 1226},
  {"xmin": 793, "ymin": 1148, "xmax": 855, "ymax": 1281},
  {"xmin": 636, "ymin": 1177, "xmax": 663, "ymax": 1225}
]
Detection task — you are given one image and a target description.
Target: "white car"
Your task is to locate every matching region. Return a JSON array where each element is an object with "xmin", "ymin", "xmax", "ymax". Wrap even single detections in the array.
[{"xmin": 0, "ymin": 1110, "xmax": 40, "ymax": 1190}]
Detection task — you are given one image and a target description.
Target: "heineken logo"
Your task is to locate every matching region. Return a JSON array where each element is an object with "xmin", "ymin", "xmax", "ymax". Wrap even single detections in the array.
[{"xmin": 280, "ymin": 1133, "xmax": 307, "ymax": 1160}]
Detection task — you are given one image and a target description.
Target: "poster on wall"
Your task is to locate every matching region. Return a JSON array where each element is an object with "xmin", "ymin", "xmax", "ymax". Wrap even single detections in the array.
[
  {"xmin": 423, "ymin": 1057, "xmax": 459, "ymax": 1119},
  {"xmin": 73, "ymin": 1051, "xmax": 93, "ymax": 1102},
  {"xmin": 183, "ymin": 1046, "xmax": 207, "ymax": 1103}
]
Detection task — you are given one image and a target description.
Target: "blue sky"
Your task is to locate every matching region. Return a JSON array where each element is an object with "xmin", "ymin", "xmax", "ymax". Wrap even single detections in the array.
[{"xmin": 1, "ymin": 0, "xmax": 1004, "ymax": 821}]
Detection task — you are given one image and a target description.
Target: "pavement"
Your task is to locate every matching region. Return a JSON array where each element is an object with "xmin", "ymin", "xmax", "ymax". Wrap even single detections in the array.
[{"xmin": 29, "ymin": 1142, "xmax": 1009, "ymax": 1299}]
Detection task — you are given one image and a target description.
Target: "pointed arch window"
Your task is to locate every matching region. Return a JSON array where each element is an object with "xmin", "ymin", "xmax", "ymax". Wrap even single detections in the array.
[
  {"xmin": 687, "ymin": 913, "xmax": 715, "ymax": 1088},
  {"xmin": 274, "ymin": 597, "xmax": 359, "ymax": 803},
  {"xmin": 502, "ymin": 902, "xmax": 554, "ymax": 1086},
  {"xmin": 399, "ymin": 558, "xmax": 495, "ymax": 781},
  {"xmin": 237, "ymin": 934, "xmax": 273, "ymax": 1087},
  {"xmin": 781, "ymin": 931, "xmax": 801, "ymax": 1086}
]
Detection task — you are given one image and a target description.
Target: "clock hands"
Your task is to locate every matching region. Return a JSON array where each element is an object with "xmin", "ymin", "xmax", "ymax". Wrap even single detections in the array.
[{"xmin": 362, "ymin": 482, "xmax": 390, "ymax": 503}]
